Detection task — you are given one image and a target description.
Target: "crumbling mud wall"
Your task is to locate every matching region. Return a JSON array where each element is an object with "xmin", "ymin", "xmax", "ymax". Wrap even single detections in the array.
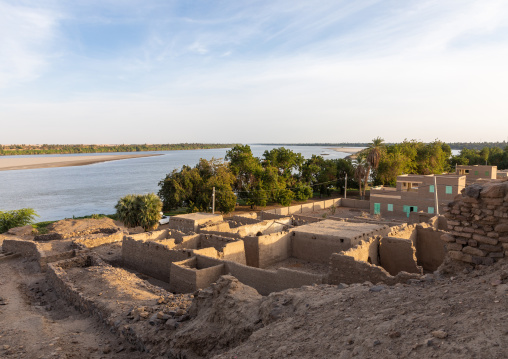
[
  {"xmin": 122, "ymin": 236, "xmax": 192, "ymax": 281},
  {"xmin": 3, "ymin": 238, "xmax": 79, "ymax": 271},
  {"xmin": 242, "ymin": 232, "xmax": 292, "ymax": 268},
  {"xmin": 169, "ymin": 257, "xmax": 225, "ymax": 293},
  {"xmin": 379, "ymin": 237, "xmax": 422, "ymax": 276},
  {"xmin": 329, "ymin": 238, "xmax": 421, "ymax": 286},
  {"xmin": 444, "ymin": 180, "xmax": 508, "ymax": 265},
  {"xmin": 200, "ymin": 218, "xmax": 293, "ymax": 238},
  {"xmin": 415, "ymin": 225, "xmax": 447, "ymax": 271}
]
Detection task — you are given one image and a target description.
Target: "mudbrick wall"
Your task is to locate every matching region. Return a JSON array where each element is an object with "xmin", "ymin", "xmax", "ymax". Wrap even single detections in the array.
[{"xmin": 443, "ymin": 180, "xmax": 508, "ymax": 265}]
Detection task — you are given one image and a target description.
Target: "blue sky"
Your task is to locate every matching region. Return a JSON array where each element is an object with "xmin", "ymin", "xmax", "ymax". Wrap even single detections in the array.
[{"xmin": 1, "ymin": 0, "xmax": 508, "ymax": 144}]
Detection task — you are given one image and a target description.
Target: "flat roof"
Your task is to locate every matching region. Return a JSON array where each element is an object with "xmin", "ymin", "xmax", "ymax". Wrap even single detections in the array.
[
  {"xmin": 173, "ymin": 213, "xmax": 223, "ymax": 222},
  {"xmin": 291, "ymin": 220, "xmax": 387, "ymax": 239}
]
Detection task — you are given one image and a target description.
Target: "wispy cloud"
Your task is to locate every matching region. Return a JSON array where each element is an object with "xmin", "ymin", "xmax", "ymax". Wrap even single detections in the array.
[{"xmin": 0, "ymin": 1, "xmax": 61, "ymax": 89}]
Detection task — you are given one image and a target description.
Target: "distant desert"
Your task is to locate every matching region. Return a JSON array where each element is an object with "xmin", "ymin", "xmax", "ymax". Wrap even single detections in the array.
[{"xmin": 0, "ymin": 153, "xmax": 160, "ymax": 171}]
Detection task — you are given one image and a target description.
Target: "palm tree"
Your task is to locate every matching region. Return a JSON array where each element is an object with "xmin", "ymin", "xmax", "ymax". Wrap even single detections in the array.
[{"xmin": 363, "ymin": 137, "xmax": 385, "ymax": 198}]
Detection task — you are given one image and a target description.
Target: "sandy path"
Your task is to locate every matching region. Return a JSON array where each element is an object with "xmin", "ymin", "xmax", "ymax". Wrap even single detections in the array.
[{"xmin": 0, "ymin": 154, "xmax": 160, "ymax": 171}]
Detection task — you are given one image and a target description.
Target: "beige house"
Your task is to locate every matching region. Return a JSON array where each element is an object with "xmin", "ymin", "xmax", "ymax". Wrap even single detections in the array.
[
  {"xmin": 370, "ymin": 174, "xmax": 466, "ymax": 218},
  {"xmin": 456, "ymin": 165, "xmax": 497, "ymax": 183}
]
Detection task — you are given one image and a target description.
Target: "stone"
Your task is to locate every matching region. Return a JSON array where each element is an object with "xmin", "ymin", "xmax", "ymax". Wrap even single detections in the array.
[
  {"xmin": 481, "ymin": 183, "xmax": 506, "ymax": 198},
  {"xmin": 478, "ymin": 244, "xmax": 502, "ymax": 252},
  {"xmin": 448, "ymin": 250, "xmax": 473, "ymax": 263},
  {"xmin": 472, "ymin": 234, "xmax": 498, "ymax": 245},
  {"xmin": 464, "ymin": 184, "xmax": 482, "ymax": 199},
  {"xmin": 369, "ymin": 285, "xmax": 385, "ymax": 292},
  {"xmin": 337, "ymin": 283, "xmax": 349, "ymax": 289},
  {"xmin": 441, "ymin": 234, "xmax": 456, "ymax": 243},
  {"xmin": 498, "ymin": 236, "xmax": 508, "ymax": 243},
  {"xmin": 467, "ymin": 239, "xmax": 478, "ymax": 247},
  {"xmin": 446, "ymin": 243, "xmax": 463, "ymax": 251},
  {"xmin": 495, "ymin": 224, "xmax": 508, "ymax": 233},
  {"xmin": 431, "ymin": 330, "xmax": 448, "ymax": 339},
  {"xmin": 462, "ymin": 246, "xmax": 487, "ymax": 257},
  {"xmin": 472, "ymin": 256, "xmax": 494, "ymax": 266}
]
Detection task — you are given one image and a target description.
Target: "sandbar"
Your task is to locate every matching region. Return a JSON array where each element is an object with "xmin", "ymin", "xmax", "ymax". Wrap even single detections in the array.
[
  {"xmin": 0, "ymin": 154, "xmax": 161, "ymax": 171},
  {"xmin": 326, "ymin": 147, "xmax": 365, "ymax": 154}
]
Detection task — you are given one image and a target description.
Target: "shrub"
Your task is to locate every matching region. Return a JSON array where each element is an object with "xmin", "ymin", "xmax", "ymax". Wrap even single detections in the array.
[
  {"xmin": 115, "ymin": 193, "xmax": 162, "ymax": 231},
  {"xmin": 0, "ymin": 208, "xmax": 39, "ymax": 234}
]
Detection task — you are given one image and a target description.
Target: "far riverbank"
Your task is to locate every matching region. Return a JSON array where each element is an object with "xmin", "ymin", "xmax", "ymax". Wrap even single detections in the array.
[{"xmin": 0, "ymin": 154, "xmax": 161, "ymax": 171}]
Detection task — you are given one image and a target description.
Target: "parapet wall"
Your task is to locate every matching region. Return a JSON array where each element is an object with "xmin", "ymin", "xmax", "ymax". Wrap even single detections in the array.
[{"xmin": 443, "ymin": 180, "xmax": 508, "ymax": 265}]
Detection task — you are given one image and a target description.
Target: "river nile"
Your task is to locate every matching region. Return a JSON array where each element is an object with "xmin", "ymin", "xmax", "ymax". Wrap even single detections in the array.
[{"xmin": 0, "ymin": 145, "xmax": 354, "ymax": 222}]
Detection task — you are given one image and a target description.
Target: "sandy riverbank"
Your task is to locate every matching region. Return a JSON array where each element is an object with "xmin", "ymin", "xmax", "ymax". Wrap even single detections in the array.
[
  {"xmin": 326, "ymin": 147, "xmax": 365, "ymax": 154},
  {"xmin": 0, "ymin": 154, "xmax": 161, "ymax": 171}
]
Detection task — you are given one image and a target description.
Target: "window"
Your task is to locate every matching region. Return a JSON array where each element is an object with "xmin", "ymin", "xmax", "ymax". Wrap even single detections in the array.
[
  {"xmin": 387, "ymin": 204, "xmax": 393, "ymax": 211},
  {"xmin": 475, "ymin": 171, "xmax": 478, "ymax": 175},
  {"xmin": 429, "ymin": 185, "xmax": 435, "ymax": 193},
  {"xmin": 465, "ymin": 169, "xmax": 470, "ymax": 174},
  {"xmin": 485, "ymin": 171, "xmax": 489, "ymax": 176},
  {"xmin": 428, "ymin": 207, "xmax": 434, "ymax": 214},
  {"xmin": 446, "ymin": 186, "xmax": 453, "ymax": 194},
  {"xmin": 374, "ymin": 203, "xmax": 381, "ymax": 215}
]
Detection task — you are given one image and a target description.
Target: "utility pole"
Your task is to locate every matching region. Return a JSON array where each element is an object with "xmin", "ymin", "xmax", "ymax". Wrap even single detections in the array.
[
  {"xmin": 434, "ymin": 176, "xmax": 439, "ymax": 215},
  {"xmin": 344, "ymin": 173, "xmax": 347, "ymax": 199},
  {"xmin": 212, "ymin": 186, "xmax": 215, "ymax": 214}
]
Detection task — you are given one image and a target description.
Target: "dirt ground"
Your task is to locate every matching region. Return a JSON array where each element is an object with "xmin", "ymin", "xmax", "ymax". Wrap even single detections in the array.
[
  {"xmin": 2, "ymin": 216, "xmax": 508, "ymax": 358},
  {"xmin": 0, "ymin": 256, "xmax": 153, "ymax": 359}
]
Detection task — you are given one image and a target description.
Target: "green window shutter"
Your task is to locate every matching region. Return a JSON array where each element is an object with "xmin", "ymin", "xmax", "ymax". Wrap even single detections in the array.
[
  {"xmin": 403, "ymin": 205, "xmax": 409, "ymax": 213},
  {"xmin": 387, "ymin": 204, "xmax": 393, "ymax": 211},
  {"xmin": 485, "ymin": 171, "xmax": 489, "ymax": 176},
  {"xmin": 374, "ymin": 203, "xmax": 381, "ymax": 215},
  {"xmin": 429, "ymin": 185, "xmax": 435, "ymax": 193},
  {"xmin": 428, "ymin": 207, "xmax": 434, "ymax": 214},
  {"xmin": 475, "ymin": 171, "xmax": 478, "ymax": 175},
  {"xmin": 446, "ymin": 186, "xmax": 452, "ymax": 194}
]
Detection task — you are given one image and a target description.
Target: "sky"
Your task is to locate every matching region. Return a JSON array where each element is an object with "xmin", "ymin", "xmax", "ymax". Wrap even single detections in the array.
[{"xmin": 1, "ymin": 0, "xmax": 508, "ymax": 145}]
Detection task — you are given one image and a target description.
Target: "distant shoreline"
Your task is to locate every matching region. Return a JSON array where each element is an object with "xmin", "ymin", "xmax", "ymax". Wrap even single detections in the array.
[{"xmin": 0, "ymin": 154, "xmax": 161, "ymax": 171}]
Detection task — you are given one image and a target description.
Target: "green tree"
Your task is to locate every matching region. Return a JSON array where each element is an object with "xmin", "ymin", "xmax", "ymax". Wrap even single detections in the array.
[
  {"xmin": 115, "ymin": 193, "xmax": 162, "ymax": 231},
  {"xmin": 0, "ymin": 208, "xmax": 38, "ymax": 233},
  {"xmin": 158, "ymin": 158, "xmax": 236, "ymax": 214}
]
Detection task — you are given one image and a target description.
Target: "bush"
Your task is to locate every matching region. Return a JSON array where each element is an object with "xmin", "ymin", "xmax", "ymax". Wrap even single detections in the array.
[
  {"xmin": 0, "ymin": 208, "xmax": 39, "ymax": 234},
  {"xmin": 115, "ymin": 193, "xmax": 162, "ymax": 231}
]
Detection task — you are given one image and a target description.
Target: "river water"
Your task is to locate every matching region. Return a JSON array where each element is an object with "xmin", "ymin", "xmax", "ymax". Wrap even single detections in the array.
[{"xmin": 0, "ymin": 145, "xmax": 354, "ymax": 222}]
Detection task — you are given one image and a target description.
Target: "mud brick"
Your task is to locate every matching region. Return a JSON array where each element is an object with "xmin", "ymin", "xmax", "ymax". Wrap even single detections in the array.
[
  {"xmin": 463, "ymin": 227, "xmax": 475, "ymax": 233},
  {"xmin": 452, "ymin": 231, "xmax": 471, "ymax": 239},
  {"xmin": 478, "ymin": 244, "xmax": 502, "ymax": 252},
  {"xmin": 472, "ymin": 234, "xmax": 498, "ymax": 245},
  {"xmin": 454, "ymin": 226, "xmax": 464, "ymax": 232},
  {"xmin": 502, "ymin": 243, "xmax": 508, "ymax": 250},
  {"xmin": 448, "ymin": 250, "xmax": 473, "ymax": 263},
  {"xmin": 484, "ymin": 225, "xmax": 494, "ymax": 232},
  {"xmin": 456, "ymin": 238, "xmax": 468, "ymax": 245},
  {"xmin": 487, "ymin": 232, "xmax": 499, "ymax": 238},
  {"xmin": 441, "ymin": 234, "xmax": 456, "ymax": 243},
  {"xmin": 467, "ymin": 240, "xmax": 478, "ymax": 247},
  {"xmin": 446, "ymin": 243, "xmax": 463, "ymax": 251},
  {"xmin": 495, "ymin": 224, "xmax": 508, "ymax": 233},
  {"xmin": 489, "ymin": 252, "xmax": 505, "ymax": 258},
  {"xmin": 482, "ymin": 209, "xmax": 494, "ymax": 216},
  {"xmin": 447, "ymin": 220, "xmax": 460, "ymax": 226},
  {"xmin": 462, "ymin": 246, "xmax": 487, "ymax": 257},
  {"xmin": 499, "ymin": 236, "xmax": 508, "ymax": 243},
  {"xmin": 460, "ymin": 207, "xmax": 471, "ymax": 213}
]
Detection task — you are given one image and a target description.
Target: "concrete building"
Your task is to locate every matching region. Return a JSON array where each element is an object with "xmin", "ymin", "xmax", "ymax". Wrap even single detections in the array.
[
  {"xmin": 370, "ymin": 174, "xmax": 466, "ymax": 218},
  {"xmin": 455, "ymin": 165, "xmax": 497, "ymax": 183}
]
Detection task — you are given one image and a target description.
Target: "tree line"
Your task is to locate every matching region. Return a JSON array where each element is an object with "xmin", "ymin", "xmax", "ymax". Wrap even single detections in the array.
[
  {"xmin": 157, "ymin": 140, "xmax": 508, "ymax": 214},
  {"xmin": 0, "ymin": 143, "xmax": 237, "ymax": 156}
]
